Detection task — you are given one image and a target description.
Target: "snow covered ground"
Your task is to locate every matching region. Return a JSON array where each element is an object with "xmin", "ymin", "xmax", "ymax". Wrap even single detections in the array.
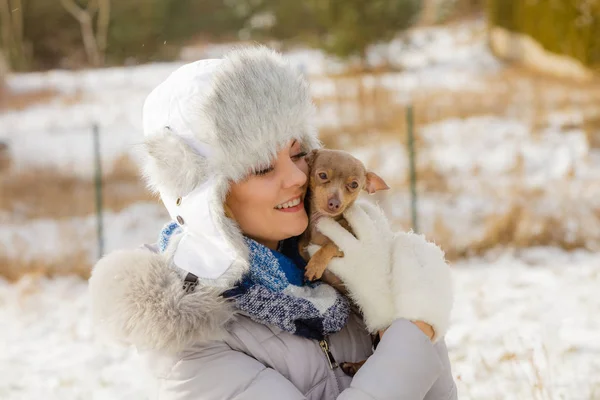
[
  {"xmin": 2, "ymin": 19, "xmax": 598, "ymax": 259},
  {"xmin": 446, "ymin": 248, "xmax": 600, "ymax": 400},
  {"xmin": 1, "ymin": 247, "xmax": 599, "ymax": 400},
  {"xmin": 1, "ymin": 18, "xmax": 600, "ymax": 400},
  {"xmin": 0, "ymin": 20, "xmax": 498, "ymax": 177}
]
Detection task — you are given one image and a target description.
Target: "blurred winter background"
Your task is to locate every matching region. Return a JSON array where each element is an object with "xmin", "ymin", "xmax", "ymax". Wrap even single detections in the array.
[{"xmin": 1, "ymin": 0, "xmax": 599, "ymax": 399}]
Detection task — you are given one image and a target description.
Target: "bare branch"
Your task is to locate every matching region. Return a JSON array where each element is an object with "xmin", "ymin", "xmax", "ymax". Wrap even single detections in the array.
[
  {"xmin": 96, "ymin": 0, "xmax": 110, "ymax": 66},
  {"xmin": 60, "ymin": 0, "xmax": 89, "ymax": 23},
  {"xmin": 60, "ymin": 0, "xmax": 101, "ymax": 66},
  {"xmin": 0, "ymin": 0, "xmax": 13, "ymax": 52},
  {"xmin": 12, "ymin": 0, "xmax": 22, "ymax": 44},
  {"xmin": 86, "ymin": 0, "xmax": 99, "ymax": 15}
]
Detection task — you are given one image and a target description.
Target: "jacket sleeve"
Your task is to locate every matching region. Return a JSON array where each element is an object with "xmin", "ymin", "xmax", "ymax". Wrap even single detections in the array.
[
  {"xmin": 157, "ymin": 320, "xmax": 456, "ymax": 400},
  {"xmin": 424, "ymin": 339, "xmax": 458, "ymax": 400},
  {"xmin": 339, "ymin": 319, "xmax": 456, "ymax": 400},
  {"xmin": 156, "ymin": 343, "xmax": 306, "ymax": 400}
]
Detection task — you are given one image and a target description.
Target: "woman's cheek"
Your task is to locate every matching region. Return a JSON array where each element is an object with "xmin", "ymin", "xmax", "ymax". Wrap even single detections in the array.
[{"xmin": 298, "ymin": 159, "xmax": 309, "ymax": 177}]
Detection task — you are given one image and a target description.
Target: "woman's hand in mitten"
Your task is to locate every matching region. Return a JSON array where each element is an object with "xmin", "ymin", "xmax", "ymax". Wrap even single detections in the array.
[
  {"xmin": 307, "ymin": 201, "xmax": 395, "ymax": 333},
  {"xmin": 390, "ymin": 232, "xmax": 454, "ymax": 342}
]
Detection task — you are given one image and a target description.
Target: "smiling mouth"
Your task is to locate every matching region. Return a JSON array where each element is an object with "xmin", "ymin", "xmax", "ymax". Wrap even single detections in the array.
[{"xmin": 275, "ymin": 196, "xmax": 303, "ymax": 210}]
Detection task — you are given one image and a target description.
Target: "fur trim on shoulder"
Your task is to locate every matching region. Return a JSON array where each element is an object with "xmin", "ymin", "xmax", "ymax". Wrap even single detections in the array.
[{"xmin": 89, "ymin": 248, "xmax": 237, "ymax": 352}]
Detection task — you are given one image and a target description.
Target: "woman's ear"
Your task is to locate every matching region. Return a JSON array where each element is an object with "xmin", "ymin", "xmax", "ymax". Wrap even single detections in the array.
[
  {"xmin": 304, "ymin": 149, "xmax": 319, "ymax": 170},
  {"xmin": 223, "ymin": 201, "xmax": 235, "ymax": 220},
  {"xmin": 364, "ymin": 172, "xmax": 390, "ymax": 194}
]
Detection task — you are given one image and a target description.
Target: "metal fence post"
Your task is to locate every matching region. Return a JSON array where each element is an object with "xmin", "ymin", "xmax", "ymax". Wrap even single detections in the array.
[
  {"xmin": 92, "ymin": 123, "xmax": 105, "ymax": 259},
  {"xmin": 406, "ymin": 104, "xmax": 418, "ymax": 233}
]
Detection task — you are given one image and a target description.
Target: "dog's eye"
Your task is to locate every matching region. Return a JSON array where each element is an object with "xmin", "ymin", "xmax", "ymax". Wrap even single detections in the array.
[
  {"xmin": 349, "ymin": 181, "xmax": 359, "ymax": 189},
  {"xmin": 318, "ymin": 172, "xmax": 328, "ymax": 180}
]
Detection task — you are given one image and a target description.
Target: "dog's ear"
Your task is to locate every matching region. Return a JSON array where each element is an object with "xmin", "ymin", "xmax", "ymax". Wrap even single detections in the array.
[
  {"xmin": 365, "ymin": 171, "xmax": 390, "ymax": 194},
  {"xmin": 304, "ymin": 149, "xmax": 319, "ymax": 169}
]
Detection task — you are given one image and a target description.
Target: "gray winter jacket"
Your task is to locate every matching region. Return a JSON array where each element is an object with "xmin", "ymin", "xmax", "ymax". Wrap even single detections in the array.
[
  {"xmin": 89, "ymin": 246, "xmax": 457, "ymax": 400},
  {"xmin": 89, "ymin": 47, "xmax": 458, "ymax": 399}
]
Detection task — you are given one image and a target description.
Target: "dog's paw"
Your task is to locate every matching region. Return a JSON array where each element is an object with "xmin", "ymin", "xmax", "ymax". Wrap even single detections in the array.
[
  {"xmin": 340, "ymin": 361, "xmax": 366, "ymax": 377},
  {"xmin": 304, "ymin": 260, "xmax": 326, "ymax": 281}
]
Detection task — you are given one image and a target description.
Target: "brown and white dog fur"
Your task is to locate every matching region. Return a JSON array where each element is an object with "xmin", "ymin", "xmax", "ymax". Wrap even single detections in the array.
[
  {"xmin": 298, "ymin": 149, "xmax": 390, "ymax": 376},
  {"xmin": 299, "ymin": 149, "xmax": 390, "ymax": 281}
]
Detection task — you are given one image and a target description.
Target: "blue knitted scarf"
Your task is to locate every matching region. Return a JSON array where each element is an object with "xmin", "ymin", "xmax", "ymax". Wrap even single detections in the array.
[{"xmin": 158, "ymin": 222, "xmax": 350, "ymax": 341}]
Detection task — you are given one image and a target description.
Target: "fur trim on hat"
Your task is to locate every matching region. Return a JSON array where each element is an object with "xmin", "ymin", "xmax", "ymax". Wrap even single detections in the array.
[
  {"xmin": 143, "ymin": 127, "xmax": 211, "ymax": 198},
  {"xmin": 142, "ymin": 46, "xmax": 321, "ymax": 199},
  {"xmin": 90, "ymin": 46, "xmax": 322, "ymax": 352}
]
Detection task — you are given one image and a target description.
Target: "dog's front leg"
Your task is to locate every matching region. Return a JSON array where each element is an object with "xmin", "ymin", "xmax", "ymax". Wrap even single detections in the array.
[{"xmin": 304, "ymin": 242, "xmax": 344, "ymax": 281}]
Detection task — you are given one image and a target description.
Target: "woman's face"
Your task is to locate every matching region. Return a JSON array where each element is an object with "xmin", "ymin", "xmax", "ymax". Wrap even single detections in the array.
[{"xmin": 226, "ymin": 139, "xmax": 310, "ymax": 249}]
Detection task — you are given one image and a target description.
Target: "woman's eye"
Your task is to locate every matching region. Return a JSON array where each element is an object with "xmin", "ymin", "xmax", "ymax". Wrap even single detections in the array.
[
  {"xmin": 318, "ymin": 172, "xmax": 328, "ymax": 180},
  {"xmin": 255, "ymin": 167, "xmax": 274, "ymax": 176},
  {"xmin": 349, "ymin": 181, "xmax": 359, "ymax": 189},
  {"xmin": 292, "ymin": 151, "xmax": 308, "ymax": 160}
]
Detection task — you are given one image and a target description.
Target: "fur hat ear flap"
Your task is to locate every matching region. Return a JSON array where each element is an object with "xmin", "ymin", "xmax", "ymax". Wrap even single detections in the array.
[{"xmin": 142, "ymin": 127, "xmax": 210, "ymax": 198}]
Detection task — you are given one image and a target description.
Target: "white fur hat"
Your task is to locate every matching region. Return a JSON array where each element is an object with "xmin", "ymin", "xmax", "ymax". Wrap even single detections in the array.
[{"xmin": 141, "ymin": 46, "xmax": 321, "ymax": 283}]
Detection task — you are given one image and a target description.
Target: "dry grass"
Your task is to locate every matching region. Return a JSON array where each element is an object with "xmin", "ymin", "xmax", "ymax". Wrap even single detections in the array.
[
  {"xmin": 0, "ymin": 85, "xmax": 85, "ymax": 111},
  {"xmin": 313, "ymin": 65, "xmax": 600, "ymax": 149},
  {"xmin": 460, "ymin": 207, "xmax": 583, "ymax": 259},
  {"xmin": 0, "ymin": 235, "xmax": 91, "ymax": 282},
  {"xmin": 0, "ymin": 87, "xmax": 56, "ymax": 111},
  {"xmin": 0, "ymin": 251, "xmax": 91, "ymax": 282},
  {"xmin": 0, "ymin": 154, "xmax": 155, "ymax": 281},
  {"xmin": 0, "ymin": 154, "xmax": 156, "ymax": 219},
  {"xmin": 584, "ymin": 115, "xmax": 600, "ymax": 148},
  {"xmin": 311, "ymin": 68, "xmax": 600, "ymax": 259},
  {"xmin": 428, "ymin": 191, "xmax": 592, "ymax": 262},
  {"xmin": 313, "ymin": 71, "xmax": 412, "ymax": 150}
]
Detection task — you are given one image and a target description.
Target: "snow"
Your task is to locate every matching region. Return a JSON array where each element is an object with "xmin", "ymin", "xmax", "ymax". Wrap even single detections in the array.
[
  {"xmin": 0, "ymin": 276, "xmax": 147, "ymax": 400},
  {"xmin": 1, "ymin": 18, "xmax": 599, "ymax": 400},
  {"xmin": 346, "ymin": 113, "xmax": 600, "ymax": 255},
  {"xmin": 1, "ymin": 248, "xmax": 599, "ymax": 399},
  {"xmin": 0, "ymin": 203, "xmax": 167, "ymax": 262},
  {"xmin": 0, "ymin": 20, "xmax": 499, "ymax": 176},
  {"xmin": 418, "ymin": 116, "xmax": 592, "ymax": 186},
  {"xmin": 446, "ymin": 248, "xmax": 600, "ymax": 399}
]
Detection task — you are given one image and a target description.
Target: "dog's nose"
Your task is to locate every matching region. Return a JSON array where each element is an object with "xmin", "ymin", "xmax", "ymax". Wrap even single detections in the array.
[{"xmin": 328, "ymin": 198, "xmax": 341, "ymax": 212}]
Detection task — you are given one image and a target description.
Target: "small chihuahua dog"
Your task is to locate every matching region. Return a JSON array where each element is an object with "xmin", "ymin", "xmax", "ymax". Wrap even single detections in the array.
[
  {"xmin": 299, "ymin": 148, "xmax": 389, "ymax": 377},
  {"xmin": 299, "ymin": 148, "xmax": 390, "ymax": 282}
]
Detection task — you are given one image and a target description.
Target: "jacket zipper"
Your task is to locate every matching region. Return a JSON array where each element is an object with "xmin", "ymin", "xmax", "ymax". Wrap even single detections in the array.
[
  {"xmin": 319, "ymin": 337, "xmax": 338, "ymax": 369},
  {"xmin": 319, "ymin": 336, "xmax": 341, "ymax": 396}
]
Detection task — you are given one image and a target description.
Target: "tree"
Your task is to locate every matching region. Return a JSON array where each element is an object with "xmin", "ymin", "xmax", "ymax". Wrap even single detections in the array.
[
  {"xmin": 307, "ymin": 0, "xmax": 421, "ymax": 67},
  {"xmin": 487, "ymin": 0, "xmax": 600, "ymax": 70},
  {"xmin": 0, "ymin": 0, "xmax": 27, "ymax": 69},
  {"xmin": 60, "ymin": 0, "xmax": 111, "ymax": 67},
  {"xmin": 234, "ymin": 0, "xmax": 321, "ymax": 44}
]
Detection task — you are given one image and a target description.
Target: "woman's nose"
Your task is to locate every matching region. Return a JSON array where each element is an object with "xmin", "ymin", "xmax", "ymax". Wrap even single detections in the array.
[{"xmin": 281, "ymin": 158, "xmax": 307, "ymax": 189}]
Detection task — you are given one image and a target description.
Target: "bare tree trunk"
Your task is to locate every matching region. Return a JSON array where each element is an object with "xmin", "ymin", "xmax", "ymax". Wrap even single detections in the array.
[
  {"xmin": 0, "ymin": 0, "xmax": 12, "ymax": 53},
  {"xmin": 60, "ymin": 0, "xmax": 110, "ymax": 67},
  {"xmin": 95, "ymin": 0, "xmax": 111, "ymax": 66},
  {"xmin": 0, "ymin": 0, "xmax": 25, "ymax": 69},
  {"xmin": 12, "ymin": 0, "xmax": 21, "ymax": 44},
  {"xmin": 419, "ymin": 0, "xmax": 437, "ymax": 26}
]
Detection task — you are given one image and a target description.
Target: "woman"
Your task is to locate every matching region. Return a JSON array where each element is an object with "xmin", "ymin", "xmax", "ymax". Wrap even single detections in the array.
[{"xmin": 89, "ymin": 46, "xmax": 456, "ymax": 399}]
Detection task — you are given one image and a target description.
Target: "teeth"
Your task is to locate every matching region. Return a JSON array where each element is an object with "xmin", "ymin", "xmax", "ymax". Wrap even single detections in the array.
[{"xmin": 276, "ymin": 197, "xmax": 301, "ymax": 209}]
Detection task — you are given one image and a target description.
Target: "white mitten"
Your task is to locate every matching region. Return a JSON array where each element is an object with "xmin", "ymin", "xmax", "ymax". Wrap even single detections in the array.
[
  {"xmin": 308, "ymin": 201, "xmax": 395, "ymax": 333},
  {"xmin": 391, "ymin": 232, "xmax": 453, "ymax": 342}
]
